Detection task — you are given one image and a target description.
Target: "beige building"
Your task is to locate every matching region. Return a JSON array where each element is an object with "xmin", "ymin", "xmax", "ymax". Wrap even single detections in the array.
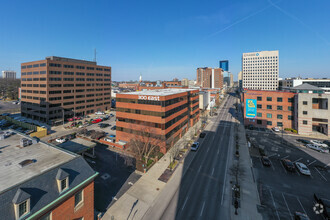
[
  {"xmin": 196, "ymin": 67, "xmax": 223, "ymax": 89},
  {"xmin": 181, "ymin": 78, "xmax": 189, "ymax": 87},
  {"xmin": 242, "ymin": 50, "xmax": 279, "ymax": 90},
  {"xmin": 2, "ymin": 70, "xmax": 16, "ymax": 79}
]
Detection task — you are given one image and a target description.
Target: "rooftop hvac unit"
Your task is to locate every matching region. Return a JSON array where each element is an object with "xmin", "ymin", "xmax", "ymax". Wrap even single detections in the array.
[{"xmin": 20, "ymin": 138, "xmax": 32, "ymax": 147}]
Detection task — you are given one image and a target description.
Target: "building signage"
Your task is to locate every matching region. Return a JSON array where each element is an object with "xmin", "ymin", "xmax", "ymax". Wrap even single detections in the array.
[
  {"xmin": 138, "ymin": 95, "xmax": 160, "ymax": 101},
  {"xmin": 246, "ymin": 99, "xmax": 257, "ymax": 118}
]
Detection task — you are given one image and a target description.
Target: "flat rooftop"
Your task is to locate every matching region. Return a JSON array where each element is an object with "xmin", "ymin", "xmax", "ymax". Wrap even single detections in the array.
[
  {"xmin": 0, "ymin": 130, "xmax": 75, "ymax": 193},
  {"xmin": 58, "ymin": 138, "xmax": 96, "ymax": 154},
  {"xmin": 46, "ymin": 56, "xmax": 97, "ymax": 65},
  {"xmin": 123, "ymin": 88, "xmax": 198, "ymax": 96}
]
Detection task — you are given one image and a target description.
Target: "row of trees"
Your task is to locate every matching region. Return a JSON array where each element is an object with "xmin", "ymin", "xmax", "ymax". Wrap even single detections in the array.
[{"xmin": 0, "ymin": 79, "xmax": 20, "ymax": 100}]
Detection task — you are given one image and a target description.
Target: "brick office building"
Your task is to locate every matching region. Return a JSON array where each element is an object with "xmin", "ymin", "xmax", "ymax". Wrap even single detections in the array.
[
  {"xmin": 116, "ymin": 89, "xmax": 200, "ymax": 152},
  {"xmin": 20, "ymin": 56, "xmax": 111, "ymax": 125},
  {"xmin": 0, "ymin": 131, "xmax": 98, "ymax": 220},
  {"xmin": 196, "ymin": 67, "xmax": 223, "ymax": 89},
  {"xmin": 241, "ymin": 90, "xmax": 295, "ymax": 129}
]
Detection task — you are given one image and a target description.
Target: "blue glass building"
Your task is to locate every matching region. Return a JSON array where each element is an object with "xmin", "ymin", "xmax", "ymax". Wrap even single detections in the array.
[{"xmin": 219, "ymin": 60, "xmax": 229, "ymax": 71}]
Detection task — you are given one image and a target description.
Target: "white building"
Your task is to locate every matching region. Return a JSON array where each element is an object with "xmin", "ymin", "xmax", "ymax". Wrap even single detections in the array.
[
  {"xmin": 242, "ymin": 50, "xmax": 279, "ymax": 90},
  {"xmin": 2, "ymin": 70, "xmax": 16, "ymax": 79},
  {"xmin": 280, "ymin": 77, "xmax": 330, "ymax": 94}
]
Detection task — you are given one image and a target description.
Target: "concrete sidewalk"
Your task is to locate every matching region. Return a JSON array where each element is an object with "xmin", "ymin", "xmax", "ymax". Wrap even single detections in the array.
[{"xmin": 229, "ymin": 99, "xmax": 262, "ymax": 220}]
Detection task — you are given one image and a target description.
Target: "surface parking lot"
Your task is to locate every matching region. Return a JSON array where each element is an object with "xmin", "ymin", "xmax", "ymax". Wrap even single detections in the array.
[{"xmin": 247, "ymin": 129, "xmax": 330, "ymax": 219}]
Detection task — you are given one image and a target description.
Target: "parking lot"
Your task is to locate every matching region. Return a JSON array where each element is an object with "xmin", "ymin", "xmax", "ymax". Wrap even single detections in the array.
[{"xmin": 247, "ymin": 129, "xmax": 330, "ymax": 219}]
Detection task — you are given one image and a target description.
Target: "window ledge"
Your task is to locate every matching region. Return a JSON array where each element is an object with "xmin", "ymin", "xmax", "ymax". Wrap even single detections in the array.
[{"xmin": 74, "ymin": 202, "xmax": 84, "ymax": 212}]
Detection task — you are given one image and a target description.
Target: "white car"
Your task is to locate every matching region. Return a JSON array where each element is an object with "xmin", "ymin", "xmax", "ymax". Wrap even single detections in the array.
[
  {"xmin": 272, "ymin": 127, "xmax": 280, "ymax": 132},
  {"xmin": 55, "ymin": 138, "xmax": 67, "ymax": 143},
  {"xmin": 310, "ymin": 140, "xmax": 328, "ymax": 148},
  {"xmin": 191, "ymin": 142, "xmax": 200, "ymax": 151},
  {"xmin": 295, "ymin": 162, "xmax": 311, "ymax": 176},
  {"xmin": 95, "ymin": 111, "xmax": 105, "ymax": 115},
  {"xmin": 306, "ymin": 144, "xmax": 329, "ymax": 153}
]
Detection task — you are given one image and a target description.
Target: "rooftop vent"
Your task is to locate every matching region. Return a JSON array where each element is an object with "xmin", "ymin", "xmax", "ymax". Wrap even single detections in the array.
[
  {"xmin": 19, "ymin": 159, "xmax": 36, "ymax": 168},
  {"xmin": 20, "ymin": 138, "xmax": 32, "ymax": 147}
]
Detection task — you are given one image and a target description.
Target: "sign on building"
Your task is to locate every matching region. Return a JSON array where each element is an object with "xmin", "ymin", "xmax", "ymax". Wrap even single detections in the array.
[{"xmin": 246, "ymin": 99, "xmax": 257, "ymax": 118}]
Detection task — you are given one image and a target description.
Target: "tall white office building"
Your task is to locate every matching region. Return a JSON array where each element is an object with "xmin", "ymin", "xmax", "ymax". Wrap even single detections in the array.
[
  {"xmin": 2, "ymin": 70, "xmax": 16, "ymax": 79},
  {"xmin": 242, "ymin": 50, "xmax": 279, "ymax": 90}
]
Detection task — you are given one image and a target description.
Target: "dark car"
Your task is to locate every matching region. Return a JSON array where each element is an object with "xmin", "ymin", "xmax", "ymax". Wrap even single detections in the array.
[
  {"xmin": 323, "ymin": 140, "xmax": 330, "ymax": 147},
  {"xmin": 200, "ymin": 133, "xmax": 206, "ymax": 138},
  {"xmin": 99, "ymin": 123, "xmax": 110, "ymax": 128},
  {"xmin": 248, "ymin": 125, "xmax": 255, "ymax": 130},
  {"xmin": 111, "ymin": 125, "xmax": 116, "ymax": 130},
  {"xmin": 297, "ymin": 139, "xmax": 312, "ymax": 145},
  {"xmin": 261, "ymin": 156, "xmax": 271, "ymax": 166},
  {"xmin": 281, "ymin": 159, "xmax": 295, "ymax": 172}
]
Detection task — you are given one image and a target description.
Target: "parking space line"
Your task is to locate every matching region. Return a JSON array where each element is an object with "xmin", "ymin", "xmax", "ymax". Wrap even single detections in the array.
[
  {"xmin": 269, "ymin": 189, "xmax": 280, "ymax": 220},
  {"xmin": 268, "ymin": 153, "xmax": 277, "ymax": 158},
  {"xmin": 314, "ymin": 167, "xmax": 327, "ymax": 181},
  {"xmin": 293, "ymin": 158, "xmax": 302, "ymax": 163},
  {"xmin": 281, "ymin": 155, "xmax": 289, "ymax": 160},
  {"xmin": 280, "ymin": 161, "xmax": 288, "ymax": 174},
  {"xmin": 259, "ymin": 158, "xmax": 264, "ymax": 168},
  {"xmin": 282, "ymin": 193, "xmax": 292, "ymax": 219},
  {"xmin": 182, "ymin": 196, "xmax": 189, "ymax": 210},
  {"xmin": 296, "ymin": 196, "xmax": 307, "ymax": 215},
  {"xmin": 307, "ymin": 160, "xmax": 317, "ymax": 166}
]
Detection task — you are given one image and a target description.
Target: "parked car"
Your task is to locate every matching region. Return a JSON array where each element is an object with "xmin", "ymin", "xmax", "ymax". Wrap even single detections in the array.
[
  {"xmin": 310, "ymin": 140, "xmax": 328, "ymax": 148},
  {"xmin": 261, "ymin": 156, "xmax": 271, "ymax": 166},
  {"xmin": 109, "ymin": 134, "xmax": 116, "ymax": 138},
  {"xmin": 247, "ymin": 124, "xmax": 255, "ymax": 130},
  {"xmin": 92, "ymin": 118, "xmax": 102, "ymax": 124},
  {"xmin": 104, "ymin": 137, "xmax": 115, "ymax": 142},
  {"xmin": 111, "ymin": 125, "xmax": 116, "ymax": 130},
  {"xmin": 95, "ymin": 111, "xmax": 105, "ymax": 115},
  {"xmin": 199, "ymin": 132, "xmax": 206, "ymax": 138},
  {"xmin": 306, "ymin": 144, "xmax": 329, "ymax": 153},
  {"xmin": 191, "ymin": 142, "xmax": 200, "ymax": 151},
  {"xmin": 314, "ymin": 194, "xmax": 330, "ymax": 219},
  {"xmin": 110, "ymin": 113, "xmax": 114, "ymax": 117},
  {"xmin": 324, "ymin": 140, "xmax": 330, "ymax": 147},
  {"xmin": 99, "ymin": 123, "xmax": 110, "ymax": 128},
  {"xmin": 297, "ymin": 139, "xmax": 312, "ymax": 145},
  {"xmin": 272, "ymin": 127, "xmax": 280, "ymax": 132},
  {"xmin": 294, "ymin": 211, "xmax": 310, "ymax": 220},
  {"xmin": 281, "ymin": 159, "xmax": 295, "ymax": 172},
  {"xmin": 294, "ymin": 162, "xmax": 311, "ymax": 176},
  {"xmin": 56, "ymin": 138, "xmax": 67, "ymax": 143}
]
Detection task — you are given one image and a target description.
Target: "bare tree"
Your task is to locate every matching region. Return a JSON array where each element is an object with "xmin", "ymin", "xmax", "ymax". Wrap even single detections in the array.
[
  {"xmin": 121, "ymin": 153, "xmax": 134, "ymax": 168},
  {"xmin": 229, "ymin": 161, "xmax": 246, "ymax": 185},
  {"xmin": 127, "ymin": 125, "xmax": 162, "ymax": 164}
]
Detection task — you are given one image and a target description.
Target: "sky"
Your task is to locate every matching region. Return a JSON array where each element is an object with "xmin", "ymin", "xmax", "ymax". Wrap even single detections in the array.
[{"xmin": 0, "ymin": 0, "xmax": 329, "ymax": 81}]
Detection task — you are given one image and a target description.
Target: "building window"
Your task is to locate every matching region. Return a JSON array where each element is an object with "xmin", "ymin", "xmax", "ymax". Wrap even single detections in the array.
[
  {"xmin": 303, "ymin": 120, "xmax": 308, "ymax": 125},
  {"xmin": 61, "ymin": 178, "xmax": 68, "ymax": 192},
  {"xmin": 267, "ymin": 97, "xmax": 272, "ymax": 101},
  {"xmin": 257, "ymin": 104, "xmax": 262, "ymax": 109},
  {"xmin": 267, "ymin": 105, "xmax": 272, "ymax": 109},
  {"xmin": 303, "ymin": 101, "xmax": 308, "ymax": 105},
  {"xmin": 277, "ymin": 122, "xmax": 283, "ymax": 127},
  {"xmin": 267, "ymin": 113, "xmax": 272, "ymax": 118},
  {"xmin": 303, "ymin": 111, "xmax": 308, "ymax": 115},
  {"xmin": 18, "ymin": 201, "xmax": 28, "ymax": 217},
  {"xmin": 257, "ymin": 112, "xmax": 262, "ymax": 117},
  {"xmin": 277, "ymin": 106, "xmax": 282, "ymax": 110},
  {"xmin": 75, "ymin": 190, "xmax": 84, "ymax": 208},
  {"xmin": 277, "ymin": 97, "xmax": 282, "ymax": 102},
  {"xmin": 257, "ymin": 96, "xmax": 262, "ymax": 101},
  {"xmin": 288, "ymin": 115, "xmax": 293, "ymax": 120},
  {"xmin": 288, "ymin": 106, "xmax": 293, "ymax": 111},
  {"xmin": 288, "ymin": 98, "xmax": 293, "ymax": 103},
  {"xmin": 257, "ymin": 120, "xmax": 262, "ymax": 124},
  {"xmin": 277, "ymin": 114, "xmax": 283, "ymax": 119},
  {"xmin": 267, "ymin": 121, "xmax": 272, "ymax": 125}
]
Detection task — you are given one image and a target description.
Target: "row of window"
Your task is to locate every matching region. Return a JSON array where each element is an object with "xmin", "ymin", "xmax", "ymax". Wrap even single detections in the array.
[
  {"xmin": 21, "ymin": 71, "xmax": 46, "ymax": 75},
  {"xmin": 257, "ymin": 104, "xmax": 293, "ymax": 111},
  {"xmin": 116, "ymin": 96, "xmax": 189, "ymax": 107},
  {"xmin": 22, "ymin": 78, "xmax": 47, "ymax": 81},
  {"xmin": 256, "ymin": 96, "xmax": 294, "ymax": 102},
  {"xmin": 21, "ymin": 63, "xmax": 46, "ymax": 69}
]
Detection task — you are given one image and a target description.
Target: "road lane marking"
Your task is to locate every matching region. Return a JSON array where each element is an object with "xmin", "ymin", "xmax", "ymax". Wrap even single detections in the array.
[
  {"xmin": 280, "ymin": 161, "xmax": 288, "ymax": 174},
  {"xmin": 296, "ymin": 196, "xmax": 307, "ymax": 215},
  {"xmin": 200, "ymin": 201, "xmax": 205, "ymax": 217},
  {"xmin": 307, "ymin": 160, "xmax": 317, "ymax": 166},
  {"xmin": 314, "ymin": 167, "xmax": 327, "ymax": 181},
  {"xmin": 212, "ymin": 167, "xmax": 215, "ymax": 176},
  {"xmin": 207, "ymin": 147, "xmax": 209, "ymax": 153},
  {"xmin": 198, "ymin": 165, "xmax": 202, "ymax": 173},
  {"xmin": 281, "ymin": 155, "xmax": 289, "ymax": 160},
  {"xmin": 281, "ymin": 193, "xmax": 292, "ymax": 219},
  {"xmin": 293, "ymin": 158, "xmax": 302, "ymax": 163},
  {"xmin": 217, "ymin": 149, "xmax": 220, "ymax": 155},
  {"xmin": 269, "ymin": 189, "xmax": 280, "ymax": 220},
  {"xmin": 182, "ymin": 196, "xmax": 189, "ymax": 210}
]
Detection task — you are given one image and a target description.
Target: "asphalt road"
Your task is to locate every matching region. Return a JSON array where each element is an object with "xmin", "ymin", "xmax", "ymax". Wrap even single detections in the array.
[{"xmin": 161, "ymin": 94, "xmax": 236, "ymax": 219}]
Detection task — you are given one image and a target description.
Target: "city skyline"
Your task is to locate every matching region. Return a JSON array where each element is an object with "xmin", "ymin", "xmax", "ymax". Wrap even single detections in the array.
[{"xmin": 1, "ymin": 0, "xmax": 329, "ymax": 81}]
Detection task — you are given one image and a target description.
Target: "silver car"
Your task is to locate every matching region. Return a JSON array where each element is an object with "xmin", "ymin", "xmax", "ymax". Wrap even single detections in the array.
[{"xmin": 295, "ymin": 162, "xmax": 311, "ymax": 176}]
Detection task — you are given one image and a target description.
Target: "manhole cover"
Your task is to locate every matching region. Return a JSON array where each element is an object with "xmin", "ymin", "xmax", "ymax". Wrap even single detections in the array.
[{"xmin": 101, "ymin": 173, "xmax": 111, "ymax": 180}]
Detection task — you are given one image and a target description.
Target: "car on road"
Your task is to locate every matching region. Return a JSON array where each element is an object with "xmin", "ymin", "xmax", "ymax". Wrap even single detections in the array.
[
  {"xmin": 306, "ymin": 144, "xmax": 329, "ymax": 153},
  {"xmin": 281, "ymin": 159, "xmax": 295, "ymax": 172},
  {"xmin": 294, "ymin": 211, "xmax": 310, "ymax": 220},
  {"xmin": 199, "ymin": 133, "xmax": 206, "ymax": 138},
  {"xmin": 56, "ymin": 138, "xmax": 67, "ymax": 143},
  {"xmin": 190, "ymin": 142, "xmax": 200, "ymax": 151},
  {"xmin": 99, "ymin": 123, "xmax": 110, "ymax": 128},
  {"xmin": 310, "ymin": 140, "xmax": 328, "ymax": 148},
  {"xmin": 272, "ymin": 127, "xmax": 280, "ymax": 132},
  {"xmin": 95, "ymin": 111, "xmax": 105, "ymax": 115},
  {"xmin": 111, "ymin": 125, "xmax": 116, "ymax": 130},
  {"xmin": 261, "ymin": 156, "xmax": 271, "ymax": 166},
  {"xmin": 297, "ymin": 139, "xmax": 312, "ymax": 145},
  {"xmin": 294, "ymin": 162, "xmax": 311, "ymax": 176}
]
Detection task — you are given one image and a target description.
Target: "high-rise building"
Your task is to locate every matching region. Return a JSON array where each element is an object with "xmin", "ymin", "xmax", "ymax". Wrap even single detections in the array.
[
  {"xmin": 2, "ymin": 70, "xmax": 16, "ymax": 79},
  {"xmin": 238, "ymin": 71, "xmax": 243, "ymax": 88},
  {"xmin": 181, "ymin": 78, "xmax": 189, "ymax": 87},
  {"xmin": 242, "ymin": 50, "xmax": 279, "ymax": 90},
  {"xmin": 196, "ymin": 67, "xmax": 223, "ymax": 89},
  {"xmin": 20, "ymin": 56, "xmax": 111, "ymax": 125},
  {"xmin": 219, "ymin": 60, "xmax": 229, "ymax": 71}
]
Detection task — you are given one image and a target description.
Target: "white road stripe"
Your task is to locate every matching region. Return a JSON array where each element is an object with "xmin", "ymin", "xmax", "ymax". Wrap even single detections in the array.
[
  {"xmin": 307, "ymin": 160, "xmax": 317, "ymax": 166},
  {"xmin": 182, "ymin": 196, "xmax": 189, "ymax": 210},
  {"xmin": 212, "ymin": 167, "xmax": 215, "ymax": 176},
  {"xmin": 198, "ymin": 165, "xmax": 202, "ymax": 173},
  {"xmin": 200, "ymin": 201, "xmax": 205, "ymax": 217},
  {"xmin": 282, "ymin": 193, "xmax": 292, "ymax": 219},
  {"xmin": 314, "ymin": 167, "xmax": 327, "ymax": 181},
  {"xmin": 293, "ymin": 158, "xmax": 302, "ymax": 163},
  {"xmin": 269, "ymin": 189, "xmax": 281, "ymax": 220},
  {"xmin": 296, "ymin": 196, "xmax": 307, "ymax": 215}
]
